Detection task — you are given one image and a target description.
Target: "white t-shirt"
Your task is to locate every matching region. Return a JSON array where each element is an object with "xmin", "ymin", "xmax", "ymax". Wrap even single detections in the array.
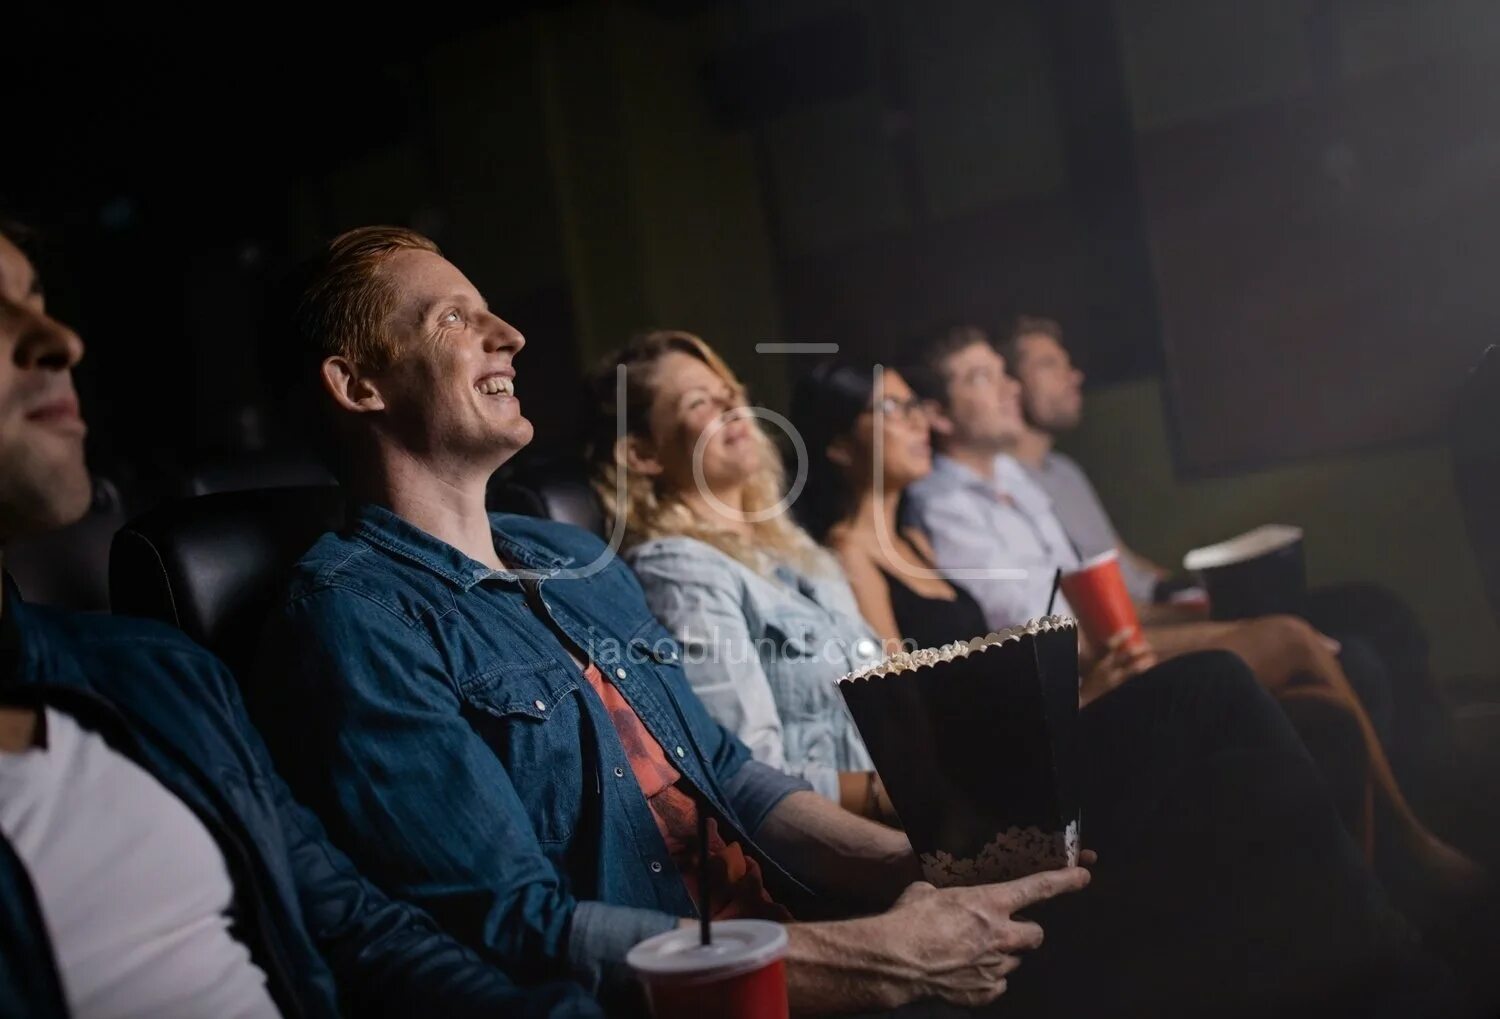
[{"xmin": 0, "ymin": 707, "xmax": 282, "ymax": 1019}]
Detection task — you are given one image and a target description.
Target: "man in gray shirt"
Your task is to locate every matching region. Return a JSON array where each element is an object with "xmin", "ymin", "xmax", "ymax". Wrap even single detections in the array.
[
  {"xmin": 998, "ymin": 316, "xmax": 1477, "ymax": 858},
  {"xmin": 1001, "ymin": 316, "xmax": 1166, "ymax": 606}
]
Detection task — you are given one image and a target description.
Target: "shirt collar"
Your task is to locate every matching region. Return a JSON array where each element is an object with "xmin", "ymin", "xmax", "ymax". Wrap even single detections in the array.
[
  {"xmin": 350, "ymin": 503, "xmax": 573, "ymax": 591},
  {"xmin": 928, "ymin": 453, "xmax": 998, "ymax": 492},
  {"xmin": 929, "ymin": 453, "xmax": 1055, "ymax": 514},
  {"xmin": 929, "ymin": 452, "xmax": 1023, "ymax": 491}
]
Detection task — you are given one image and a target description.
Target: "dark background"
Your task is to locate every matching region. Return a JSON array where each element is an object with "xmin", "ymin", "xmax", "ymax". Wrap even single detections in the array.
[{"xmin": 8, "ymin": 1, "xmax": 1500, "ymax": 680}]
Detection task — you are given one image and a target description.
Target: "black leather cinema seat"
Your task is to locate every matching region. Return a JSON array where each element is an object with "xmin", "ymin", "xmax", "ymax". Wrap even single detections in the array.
[
  {"xmin": 487, "ymin": 456, "xmax": 607, "ymax": 538},
  {"xmin": 183, "ymin": 452, "xmax": 336, "ymax": 497},
  {"xmin": 109, "ymin": 486, "xmax": 345, "ymax": 678},
  {"xmin": 108, "ymin": 459, "xmax": 607, "ymax": 679}
]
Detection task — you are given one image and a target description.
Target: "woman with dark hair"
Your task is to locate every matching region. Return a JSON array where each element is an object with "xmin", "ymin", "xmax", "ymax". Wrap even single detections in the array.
[
  {"xmin": 790, "ymin": 360, "xmax": 961, "ymax": 642},
  {"xmin": 791, "ymin": 359, "xmax": 1147, "ymax": 700}
]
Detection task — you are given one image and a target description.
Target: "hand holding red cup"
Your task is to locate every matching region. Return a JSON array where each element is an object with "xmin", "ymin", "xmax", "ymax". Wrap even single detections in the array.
[{"xmin": 1058, "ymin": 550, "xmax": 1149, "ymax": 657}]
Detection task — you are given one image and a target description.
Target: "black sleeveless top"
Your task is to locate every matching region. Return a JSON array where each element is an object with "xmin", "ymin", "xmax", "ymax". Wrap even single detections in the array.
[{"xmin": 880, "ymin": 566, "xmax": 989, "ymax": 651}]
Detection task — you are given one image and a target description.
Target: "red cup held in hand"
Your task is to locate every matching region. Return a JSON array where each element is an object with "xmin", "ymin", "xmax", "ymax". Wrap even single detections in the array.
[
  {"xmin": 627, "ymin": 919, "xmax": 789, "ymax": 1019},
  {"xmin": 1058, "ymin": 550, "xmax": 1148, "ymax": 656}
]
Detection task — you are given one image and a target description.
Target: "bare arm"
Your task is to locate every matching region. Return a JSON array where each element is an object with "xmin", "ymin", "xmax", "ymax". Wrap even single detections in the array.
[
  {"xmin": 831, "ymin": 542, "xmax": 904, "ymax": 653},
  {"xmin": 755, "ymin": 790, "xmax": 920, "ymax": 910}
]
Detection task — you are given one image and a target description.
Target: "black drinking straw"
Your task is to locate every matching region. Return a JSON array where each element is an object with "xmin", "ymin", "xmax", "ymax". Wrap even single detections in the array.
[
  {"xmin": 698, "ymin": 808, "xmax": 712, "ymax": 946},
  {"xmin": 1046, "ymin": 567, "xmax": 1063, "ymax": 616}
]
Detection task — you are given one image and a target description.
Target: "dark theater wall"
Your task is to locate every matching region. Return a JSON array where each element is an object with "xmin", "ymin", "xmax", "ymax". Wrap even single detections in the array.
[
  {"xmin": 1123, "ymin": 0, "xmax": 1500, "ymax": 474},
  {"xmin": 726, "ymin": 0, "xmax": 1164, "ymax": 384}
]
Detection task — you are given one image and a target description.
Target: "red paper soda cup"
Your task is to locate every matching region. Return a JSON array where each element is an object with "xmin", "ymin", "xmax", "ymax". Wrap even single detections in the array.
[
  {"xmin": 1058, "ymin": 550, "xmax": 1147, "ymax": 654},
  {"xmin": 627, "ymin": 920, "xmax": 789, "ymax": 1019}
]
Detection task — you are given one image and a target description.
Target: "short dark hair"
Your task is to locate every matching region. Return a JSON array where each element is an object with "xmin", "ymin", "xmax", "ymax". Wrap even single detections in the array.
[
  {"xmin": 894, "ymin": 324, "xmax": 994, "ymax": 407},
  {"xmin": 999, "ymin": 315, "xmax": 1064, "ymax": 376}
]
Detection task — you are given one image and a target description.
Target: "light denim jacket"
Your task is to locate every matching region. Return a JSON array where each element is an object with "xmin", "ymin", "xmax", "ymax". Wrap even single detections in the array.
[{"xmin": 626, "ymin": 536, "xmax": 882, "ymax": 802}]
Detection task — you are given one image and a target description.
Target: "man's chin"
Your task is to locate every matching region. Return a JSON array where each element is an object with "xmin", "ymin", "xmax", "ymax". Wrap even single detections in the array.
[
  {"xmin": 0, "ymin": 473, "xmax": 93, "ymax": 541},
  {"xmin": 488, "ymin": 420, "xmax": 535, "ymax": 463},
  {"xmin": 46, "ymin": 461, "xmax": 94, "ymax": 528}
]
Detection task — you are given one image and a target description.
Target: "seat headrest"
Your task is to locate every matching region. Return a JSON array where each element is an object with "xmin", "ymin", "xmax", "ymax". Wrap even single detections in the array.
[
  {"xmin": 184, "ymin": 453, "xmax": 336, "ymax": 497},
  {"xmin": 488, "ymin": 457, "xmax": 606, "ymax": 538},
  {"xmin": 109, "ymin": 486, "xmax": 345, "ymax": 677}
]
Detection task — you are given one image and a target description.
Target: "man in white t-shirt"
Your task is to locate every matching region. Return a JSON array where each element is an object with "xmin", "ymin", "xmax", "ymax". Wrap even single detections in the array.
[{"xmin": 0, "ymin": 220, "xmax": 600, "ymax": 1019}]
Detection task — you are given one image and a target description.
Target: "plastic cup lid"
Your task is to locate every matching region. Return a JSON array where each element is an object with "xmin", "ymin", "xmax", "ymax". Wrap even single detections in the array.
[
  {"xmin": 1067, "ymin": 548, "xmax": 1120, "ymax": 574},
  {"xmin": 626, "ymin": 920, "xmax": 788, "ymax": 984}
]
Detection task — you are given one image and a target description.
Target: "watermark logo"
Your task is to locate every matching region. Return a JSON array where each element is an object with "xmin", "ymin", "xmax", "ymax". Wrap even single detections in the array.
[{"xmin": 531, "ymin": 353, "xmax": 1025, "ymax": 587}]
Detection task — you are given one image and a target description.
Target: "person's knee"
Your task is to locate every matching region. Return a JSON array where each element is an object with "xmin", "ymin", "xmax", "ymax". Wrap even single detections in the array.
[
  {"xmin": 1256, "ymin": 613, "xmax": 1321, "ymax": 649},
  {"xmin": 1168, "ymin": 648, "xmax": 1262, "ymax": 695},
  {"xmin": 1137, "ymin": 648, "xmax": 1275, "ymax": 718}
]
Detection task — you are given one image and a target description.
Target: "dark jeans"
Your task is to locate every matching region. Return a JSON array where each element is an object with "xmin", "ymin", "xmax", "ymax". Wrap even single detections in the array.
[{"xmin": 859, "ymin": 651, "xmax": 1462, "ymax": 1019}]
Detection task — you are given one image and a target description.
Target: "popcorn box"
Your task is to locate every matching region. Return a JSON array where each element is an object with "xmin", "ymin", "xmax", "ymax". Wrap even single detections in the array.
[{"xmin": 838, "ymin": 617, "xmax": 1081, "ymax": 886}]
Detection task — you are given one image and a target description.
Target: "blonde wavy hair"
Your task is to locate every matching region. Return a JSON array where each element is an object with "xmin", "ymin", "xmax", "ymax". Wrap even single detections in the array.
[{"xmin": 588, "ymin": 330, "xmax": 827, "ymax": 576}]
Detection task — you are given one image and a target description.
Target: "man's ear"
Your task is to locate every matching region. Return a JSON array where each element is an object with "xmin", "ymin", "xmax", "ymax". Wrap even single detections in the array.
[
  {"xmin": 618, "ymin": 433, "xmax": 664, "ymax": 477},
  {"xmin": 922, "ymin": 398, "xmax": 954, "ymax": 437},
  {"xmin": 321, "ymin": 356, "xmax": 386, "ymax": 414}
]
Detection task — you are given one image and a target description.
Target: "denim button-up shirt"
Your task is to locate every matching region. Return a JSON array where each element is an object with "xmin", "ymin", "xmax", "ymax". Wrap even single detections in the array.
[
  {"xmin": 251, "ymin": 505, "xmax": 809, "ymax": 999},
  {"xmin": 626, "ymin": 537, "xmax": 881, "ymax": 802}
]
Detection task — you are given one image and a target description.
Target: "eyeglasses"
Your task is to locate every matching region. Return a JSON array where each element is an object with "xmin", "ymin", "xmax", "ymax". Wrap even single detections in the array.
[{"xmin": 867, "ymin": 395, "xmax": 926, "ymax": 421}]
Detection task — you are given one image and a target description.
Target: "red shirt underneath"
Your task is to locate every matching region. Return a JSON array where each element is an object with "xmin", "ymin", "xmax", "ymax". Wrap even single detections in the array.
[{"xmin": 580, "ymin": 664, "xmax": 792, "ymax": 922}]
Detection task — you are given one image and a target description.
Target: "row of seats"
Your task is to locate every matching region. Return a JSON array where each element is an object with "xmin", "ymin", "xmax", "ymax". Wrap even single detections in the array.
[
  {"xmin": 6, "ymin": 452, "xmax": 336, "ymax": 611},
  {"xmin": 107, "ymin": 456, "xmax": 601, "ymax": 681}
]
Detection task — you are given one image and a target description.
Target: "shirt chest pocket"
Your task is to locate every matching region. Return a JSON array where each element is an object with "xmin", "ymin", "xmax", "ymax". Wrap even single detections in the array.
[
  {"xmin": 760, "ymin": 610, "xmax": 843, "ymax": 721},
  {"xmin": 459, "ymin": 660, "xmax": 587, "ymax": 845}
]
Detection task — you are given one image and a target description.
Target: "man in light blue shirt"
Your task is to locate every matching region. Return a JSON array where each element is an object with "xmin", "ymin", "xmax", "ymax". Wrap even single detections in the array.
[
  {"xmin": 901, "ymin": 326, "xmax": 1081, "ymax": 631},
  {"xmin": 898, "ymin": 326, "xmax": 1344, "ymax": 665}
]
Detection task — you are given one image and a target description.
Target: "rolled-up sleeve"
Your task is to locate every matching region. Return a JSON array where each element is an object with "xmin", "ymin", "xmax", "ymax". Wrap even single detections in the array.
[
  {"xmin": 723, "ymin": 759, "xmax": 813, "ymax": 836},
  {"xmin": 567, "ymin": 902, "xmax": 678, "ymax": 987}
]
